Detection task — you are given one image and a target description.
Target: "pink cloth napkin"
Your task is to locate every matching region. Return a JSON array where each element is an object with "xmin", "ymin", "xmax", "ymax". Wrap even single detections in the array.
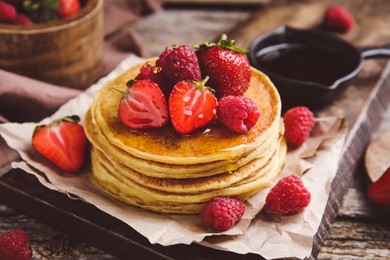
[{"xmin": 0, "ymin": 0, "xmax": 162, "ymax": 167}]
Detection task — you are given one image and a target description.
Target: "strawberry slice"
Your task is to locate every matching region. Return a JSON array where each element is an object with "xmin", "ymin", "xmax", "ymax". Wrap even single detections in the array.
[
  {"xmin": 114, "ymin": 79, "xmax": 168, "ymax": 130},
  {"xmin": 32, "ymin": 115, "xmax": 87, "ymax": 173},
  {"xmin": 367, "ymin": 167, "xmax": 390, "ymax": 206},
  {"xmin": 169, "ymin": 76, "xmax": 217, "ymax": 134}
]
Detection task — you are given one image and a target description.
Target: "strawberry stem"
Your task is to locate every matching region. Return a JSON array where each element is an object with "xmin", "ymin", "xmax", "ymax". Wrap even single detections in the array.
[
  {"xmin": 195, "ymin": 34, "xmax": 248, "ymax": 55},
  {"xmin": 194, "ymin": 76, "xmax": 215, "ymax": 95},
  {"xmin": 112, "ymin": 86, "xmax": 128, "ymax": 97},
  {"xmin": 62, "ymin": 115, "xmax": 80, "ymax": 124},
  {"xmin": 199, "ymin": 76, "xmax": 209, "ymax": 87}
]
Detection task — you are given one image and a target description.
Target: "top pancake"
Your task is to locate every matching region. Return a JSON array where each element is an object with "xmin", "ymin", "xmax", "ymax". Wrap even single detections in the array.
[{"xmin": 91, "ymin": 59, "xmax": 281, "ymax": 165}]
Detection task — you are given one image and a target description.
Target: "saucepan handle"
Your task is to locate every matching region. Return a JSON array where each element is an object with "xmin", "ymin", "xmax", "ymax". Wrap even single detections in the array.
[{"xmin": 360, "ymin": 44, "xmax": 390, "ymax": 58}]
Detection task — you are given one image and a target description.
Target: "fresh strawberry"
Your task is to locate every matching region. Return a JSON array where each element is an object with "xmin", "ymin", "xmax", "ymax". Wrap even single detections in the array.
[
  {"xmin": 217, "ymin": 95, "xmax": 260, "ymax": 134},
  {"xmin": 14, "ymin": 13, "xmax": 33, "ymax": 25},
  {"xmin": 156, "ymin": 44, "xmax": 201, "ymax": 87},
  {"xmin": 32, "ymin": 115, "xmax": 87, "ymax": 173},
  {"xmin": 169, "ymin": 76, "xmax": 217, "ymax": 134},
  {"xmin": 367, "ymin": 167, "xmax": 390, "ymax": 206},
  {"xmin": 58, "ymin": 0, "xmax": 80, "ymax": 17},
  {"xmin": 114, "ymin": 79, "xmax": 169, "ymax": 130},
  {"xmin": 323, "ymin": 5, "xmax": 354, "ymax": 33},
  {"xmin": 0, "ymin": 1, "xmax": 17, "ymax": 23},
  {"xmin": 283, "ymin": 106, "xmax": 315, "ymax": 148},
  {"xmin": 196, "ymin": 34, "xmax": 251, "ymax": 99},
  {"xmin": 0, "ymin": 229, "xmax": 32, "ymax": 260},
  {"xmin": 135, "ymin": 61, "xmax": 171, "ymax": 97}
]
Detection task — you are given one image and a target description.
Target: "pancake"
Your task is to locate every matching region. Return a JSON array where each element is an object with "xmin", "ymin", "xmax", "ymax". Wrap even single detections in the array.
[
  {"xmin": 85, "ymin": 58, "xmax": 286, "ymax": 214},
  {"xmin": 92, "ymin": 131, "xmax": 283, "ymax": 194},
  {"xmin": 84, "ymin": 109, "xmax": 283, "ymax": 178},
  {"xmin": 91, "ymin": 60, "xmax": 281, "ymax": 165},
  {"xmin": 90, "ymin": 139, "xmax": 287, "ymax": 214}
]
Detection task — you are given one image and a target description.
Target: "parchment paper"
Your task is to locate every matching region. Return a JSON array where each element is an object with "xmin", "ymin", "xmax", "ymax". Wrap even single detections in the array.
[{"xmin": 0, "ymin": 55, "xmax": 348, "ymax": 259}]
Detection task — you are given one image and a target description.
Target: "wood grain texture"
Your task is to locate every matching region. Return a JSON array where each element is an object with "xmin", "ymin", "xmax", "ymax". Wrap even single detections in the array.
[{"xmin": 0, "ymin": 0, "xmax": 104, "ymax": 90}]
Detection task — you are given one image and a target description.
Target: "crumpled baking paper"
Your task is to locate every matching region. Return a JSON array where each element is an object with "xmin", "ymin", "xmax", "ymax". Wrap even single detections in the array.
[{"xmin": 0, "ymin": 55, "xmax": 347, "ymax": 259}]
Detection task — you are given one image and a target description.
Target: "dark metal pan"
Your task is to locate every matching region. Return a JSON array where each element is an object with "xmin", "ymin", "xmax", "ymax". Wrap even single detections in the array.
[{"xmin": 248, "ymin": 26, "xmax": 390, "ymax": 109}]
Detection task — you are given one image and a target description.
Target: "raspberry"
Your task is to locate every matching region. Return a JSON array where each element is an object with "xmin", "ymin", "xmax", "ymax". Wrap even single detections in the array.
[
  {"xmin": 135, "ymin": 62, "xmax": 170, "ymax": 96},
  {"xmin": 265, "ymin": 174, "xmax": 311, "ymax": 215},
  {"xmin": 217, "ymin": 96, "xmax": 260, "ymax": 133},
  {"xmin": 156, "ymin": 44, "xmax": 201, "ymax": 86},
  {"xmin": 323, "ymin": 5, "xmax": 354, "ymax": 33},
  {"xmin": 0, "ymin": 229, "xmax": 32, "ymax": 260},
  {"xmin": 201, "ymin": 196, "xmax": 246, "ymax": 232},
  {"xmin": 283, "ymin": 106, "xmax": 315, "ymax": 148}
]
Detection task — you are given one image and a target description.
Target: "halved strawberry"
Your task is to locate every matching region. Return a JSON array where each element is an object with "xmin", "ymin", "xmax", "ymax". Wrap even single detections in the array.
[
  {"xmin": 169, "ymin": 76, "xmax": 217, "ymax": 134},
  {"xmin": 367, "ymin": 167, "xmax": 390, "ymax": 206},
  {"xmin": 32, "ymin": 115, "xmax": 87, "ymax": 173},
  {"xmin": 114, "ymin": 79, "xmax": 168, "ymax": 130}
]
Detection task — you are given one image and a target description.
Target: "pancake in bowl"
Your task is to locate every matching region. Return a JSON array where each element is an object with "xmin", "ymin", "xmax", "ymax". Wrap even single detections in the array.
[{"xmin": 85, "ymin": 59, "xmax": 286, "ymax": 214}]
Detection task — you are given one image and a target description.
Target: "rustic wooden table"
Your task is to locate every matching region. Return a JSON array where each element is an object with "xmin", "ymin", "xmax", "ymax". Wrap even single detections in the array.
[{"xmin": 1, "ymin": 1, "xmax": 390, "ymax": 259}]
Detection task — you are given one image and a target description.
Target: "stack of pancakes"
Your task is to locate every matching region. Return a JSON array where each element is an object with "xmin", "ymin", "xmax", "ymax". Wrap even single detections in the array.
[{"xmin": 84, "ymin": 60, "xmax": 287, "ymax": 214}]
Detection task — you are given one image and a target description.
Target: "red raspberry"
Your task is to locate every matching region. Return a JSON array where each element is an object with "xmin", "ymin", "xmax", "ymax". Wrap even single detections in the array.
[
  {"xmin": 217, "ymin": 96, "xmax": 260, "ymax": 134},
  {"xmin": 135, "ymin": 62, "xmax": 170, "ymax": 97},
  {"xmin": 0, "ymin": 1, "xmax": 17, "ymax": 23},
  {"xmin": 0, "ymin": 229, "xmax": 32, "ymax": 260},
  {"xmin": 283, "ymin": 106, "xmax": 315, "ymax": 148},
  {"xmin": 323, "ymin": 5, "xmax": 354, "ymax": 33},
  {"xmin": 156, "ymin": 44, "xmax": 201, "ymax": 86},
  {"xmin": 156, "ymin": 47, "xmax": 171, "ymax": 68},
  {"xmin": 201, "ymin": 196, "xmax": 246, "ymax": 232},
  {"xmin": 265, "ymin": 174, "xmax": 311, "ymax": 215}
]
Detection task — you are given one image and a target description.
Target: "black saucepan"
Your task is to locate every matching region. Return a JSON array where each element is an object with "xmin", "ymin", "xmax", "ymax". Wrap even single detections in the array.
[{"xmin": 248, "ymin": 26, "xmax": 390, "ymax": 109}]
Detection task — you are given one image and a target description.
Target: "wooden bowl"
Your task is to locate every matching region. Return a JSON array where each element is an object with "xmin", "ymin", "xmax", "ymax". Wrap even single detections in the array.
[{"xmin": 0, "ymin": 0, "xmax": 104, "ymax": 89}]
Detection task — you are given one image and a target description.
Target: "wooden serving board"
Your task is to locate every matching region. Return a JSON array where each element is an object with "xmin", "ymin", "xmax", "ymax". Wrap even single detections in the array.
[{"xmin": 1, "ymin": 0, "xmax": 390, "ymax": 259}]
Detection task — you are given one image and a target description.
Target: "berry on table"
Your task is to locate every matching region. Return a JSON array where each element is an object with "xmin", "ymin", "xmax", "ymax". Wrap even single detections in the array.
[
  {"xmin": 265, "ymin": 174, "xmax": 311, "ymax": 215},
  {"xmin": 0, "ymin": 229, "xmax": 32, "ymax": 260},
  {"xmin": 283, "ymin": 106, "xmax": 315, "ymax": 148},
  {"xmin": 323, "ymin": 5, "xmax": 354, "ymax": 33},
  {"xmin": 32, "ymin": 115, "xmax": 87, "ymax": 173},
  {"xmin": 201, "ymin": 196, "xmax": 246, "ymax": 232}
]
